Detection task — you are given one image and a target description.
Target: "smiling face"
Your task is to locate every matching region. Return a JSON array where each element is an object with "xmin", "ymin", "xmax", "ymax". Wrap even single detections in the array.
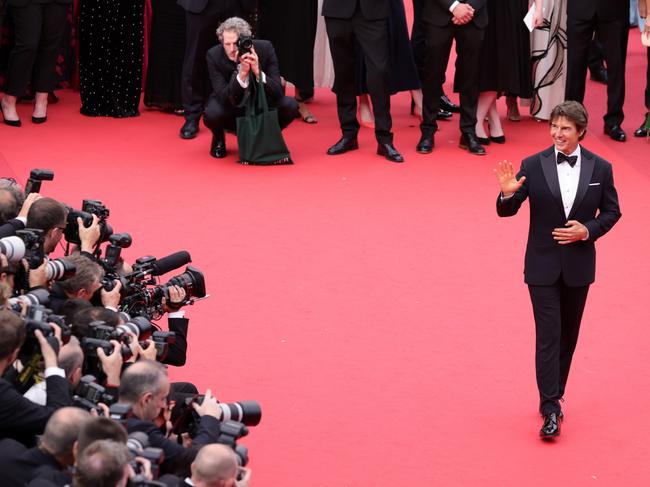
[{"xmin": 550, "ymin": 116, "xmax": 583, "ymax": 154}]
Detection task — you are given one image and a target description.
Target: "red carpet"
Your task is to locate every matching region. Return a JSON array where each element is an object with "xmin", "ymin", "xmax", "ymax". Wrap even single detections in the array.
[{"xmin": 1, "ymin": 33, "xmax": 649, "ymax": 487}]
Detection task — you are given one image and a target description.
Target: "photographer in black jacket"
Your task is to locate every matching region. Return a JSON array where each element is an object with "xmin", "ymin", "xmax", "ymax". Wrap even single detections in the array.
[{"xmin": 203, "ymin": 17, "xmax": 298, "ymax": 158}]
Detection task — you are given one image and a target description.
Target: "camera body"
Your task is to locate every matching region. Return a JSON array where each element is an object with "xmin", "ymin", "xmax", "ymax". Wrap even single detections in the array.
[
  {"xmin": 72, "ymin": 374, "xmax": 117, "ymax": 412},
  {"xmin": 65, "ymin": 199, "xmax": 113, "ymax": 246},
  {"xmin": 237, "ymin": 36, "xmax": 254, "ymax": 58}
]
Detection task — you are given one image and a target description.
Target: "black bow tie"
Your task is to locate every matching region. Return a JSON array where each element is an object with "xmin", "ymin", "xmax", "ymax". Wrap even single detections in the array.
[{"xmin": 557, "ymin": 152, "xmax": 578, "ymax": 167}]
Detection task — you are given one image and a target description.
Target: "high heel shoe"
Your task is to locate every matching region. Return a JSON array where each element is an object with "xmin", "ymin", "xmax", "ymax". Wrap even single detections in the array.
[
  {"xmin": 1, "ymin": 104, "xmax": 21, "ymax": 127},
  {"xmin": 32, "ymin": 115, "xmax": 47, "ymax": 124}
]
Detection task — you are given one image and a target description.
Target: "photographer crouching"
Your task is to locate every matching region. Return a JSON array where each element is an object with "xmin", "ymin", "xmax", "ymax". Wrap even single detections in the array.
[{"xmin": 203, "ymin": 17, "xmax": 298, "ymax": 159}]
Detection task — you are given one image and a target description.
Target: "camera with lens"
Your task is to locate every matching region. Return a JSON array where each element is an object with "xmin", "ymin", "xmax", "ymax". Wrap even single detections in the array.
[
  {"xmin": 81, "ymin": 336, "xmax": 133, "ymax": 378},
  {"xmin": 64, "ymin": 199, "xmax": 113, "ymax": 247},
  {"xmin": 15, "ymin": 228, "xmax": 45, "ymax": 268},
  {"xmin": 237, "ymin": 35, "xmax": 253, "ymax": 58},
  {"xmin": 100, "ymin": 233, "xmax": 132, "ymax": 291},
  {"xmin": 126, "ymin": 432, "xmax": 165, "ymax": 480},
  {"xmin": 8, "ymin": 287, "xmax": 50, "ymax": 311},
  {"xmin": 72, "ymin": 374, "xmax": 117, "ymax": 412}
]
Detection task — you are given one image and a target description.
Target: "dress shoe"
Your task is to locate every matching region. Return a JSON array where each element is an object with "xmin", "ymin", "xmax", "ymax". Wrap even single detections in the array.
[
  {"xmin": 31, "ymin": 115, "xmax": 47, "ymax": 124},
  {"xmin": 440, "ymin": 93, "xmax": 460, "ymax": 113},
  {"xmin": 589, "ymin": 66, "xmax": 608, "ymax": 84},
  {"xmin": 416, "ymin": 134, "xmax": 434, "ymax": 153},
  {"xmin": 604, "ymin": 124, "xmax": 626, "ymax": 142},
  {"xmin": 459, "ymin": 133, "xmax": 486, "ymax": 155},
  {"xmin": 0, "ymin": 105, "xmax": 21, "ymax": 127},
  {"xmin": 634, "ymin": 115, "xmax": 648, "ymax": 137},
  {"xmin": 476, "ymin": 136, "xmax": 490, "ymax": 145},
  {"xmin": 210, "ymin": 135, "xmax": 226, "ymax": 158},
  {"xmin": 436, "ymin": 108, "xmax": 453, "ymax": 120},
  {"xmin": 490, "ymin": 135, "xmax": 506, "ymax": 144},
  {"xmin": 539, "ymin": 412, "xmax": 562, "ymax": 439},
  {"xmin": 327, "ymin": 137, "xmax": 358, "ymax": 155},
  {"xmin": 377, "ymin": 142, "xmax": 404, "ymax": 163},
  {"xmin": 180, "ymin": 119, "xmax": 199, "ymax": 139}
]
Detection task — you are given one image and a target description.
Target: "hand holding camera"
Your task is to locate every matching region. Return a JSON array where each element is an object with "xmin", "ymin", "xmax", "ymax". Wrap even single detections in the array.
[
  {"xmin": 78, "ymin": 214, "xmax": 101, "ymax": 252},
  {"xmin": 97, "ymin": 339, "xmax": 123, "ymax": 385},
  {"xmin": 17, "ymin": 192, "xmax": 41, "ymax": 220},
  {"xmin": 192, "ymin": 388, "xmax": 222, "ymax": 419}
]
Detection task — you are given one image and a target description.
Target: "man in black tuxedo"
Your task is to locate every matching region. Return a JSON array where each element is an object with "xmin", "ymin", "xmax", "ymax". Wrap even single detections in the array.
[
  {"xmin": 0, "ymin": 309, "xmax": 72, "ymax": 445},
  {"xmin": 177, "ymin": 0, "xmax": 254, "ymax": 139},
  {"xmin": 202, "ymin": 17, "xmax": 298, "ymax": 158},
  {"xmin": 322, "ymin": 0, "xmax": 404, "ymax": 163},
  {"xmin": 416, "ymin": 0, "xmax": 487, "ymax": 156},
  {"xmin": 565, "ymin": 0, "xmax": 630, "ymax": 142},
  {"xmin": 495, "ymin": 101, "xmax": 621, "ymax": 438}
]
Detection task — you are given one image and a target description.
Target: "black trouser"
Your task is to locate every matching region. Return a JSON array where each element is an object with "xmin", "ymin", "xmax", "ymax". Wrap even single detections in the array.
[
  {"xmin": 182, "ymin": 1, "xmax": 243, "ymax": 122},
  {"xmin": 566, "ymin": 15, "xmax": 629, "ymax": 128},
  {"xmin": 203, "ymin": 94, "xmax": 298, "ymax": 137},
  {"xmin": 528, "ymin": 279, "xmax": 590, "ymax": 416},
  {"xmin": 420, "ymin": 22, "xmax": 483, "ymax": 137},
  {"xmin": 5, "ymin": 2, "xmax": 69, "ymax": 96},
  {"xmin": 588, "ymin": 36, "xmax": 605, "ymax": 72},
  {"xmin": 325, "ymin": 11, "xmax": 392, "ymax": 144},
  {"xmin": 646, "ymin": 46, "xmax": 650, "ymax": 110}
]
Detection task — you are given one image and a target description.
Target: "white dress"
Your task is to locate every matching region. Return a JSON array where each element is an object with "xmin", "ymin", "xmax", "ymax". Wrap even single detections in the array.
[
  {"xmin": 530, "ymin": 0, "xmax": 567, "ymax": 120},
  {"xmin": 313, "ymin": 0, "xmax": 335, "ymax": 88}
]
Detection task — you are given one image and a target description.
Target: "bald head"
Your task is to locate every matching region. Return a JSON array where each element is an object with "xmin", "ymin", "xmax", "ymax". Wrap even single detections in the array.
[
  {"xmin": 59, "ymin": 337, "xmax": 84, "ymax": 379},
  {"xmin": 191, "ymin": 444, "xmax": 238, "ymax": 487},
  {"xmin": 42, "ymin": 407, "xmax": 92, "ymax": 457}
]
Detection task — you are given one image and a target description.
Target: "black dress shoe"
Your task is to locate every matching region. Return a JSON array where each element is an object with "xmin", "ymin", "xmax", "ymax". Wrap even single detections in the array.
[
  {"xmin": 327, "ymin": 137, "xmax": 358, "ymax": 155},
  {"xmin": 490, "ymin": 135, "xmax": 506, "ymax": 144},
  {"xmin": 180, "ymin": 119, "xmax": 199, "ymax": 139},
  {"xmin": 589, "ymin": 66, "xmax": 608, "ymax": 84},
  {"xmin": 377, "ymin": 142, "xmax": 404, "ymax": 163},
  {"xmin": 416, "ymin": 134, "xmax": 434, "ymax": 153},
  {"xmin": 436, "ymin": 108, "xmax": 453, "ymax": 120},
  {"xmin": 634, "ymin": 115, "xmax": 648, "ymax": 137},
  {"xmin": 440, "ymin": 93, "xmax": 460, "ymax": 113},
  {"xmin": 604, "ymin": 124, "xmax": 626, "ymax": 142},
  {"xmin": 540, "ymin": 413, "xmax": 562, "ymax": 439},
  {"xmin": 459, "ymin": 133, "xmax": 486, "ymax": 155},
  {"xmin": 210, "ymin": 135, "xmax": 226, "ymax": 158}
]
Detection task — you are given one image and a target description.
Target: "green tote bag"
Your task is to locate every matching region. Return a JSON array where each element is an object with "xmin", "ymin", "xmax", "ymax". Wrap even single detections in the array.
[{"xmin": 236, "ymin": 77, "xmax": 293, "ymax": 165}]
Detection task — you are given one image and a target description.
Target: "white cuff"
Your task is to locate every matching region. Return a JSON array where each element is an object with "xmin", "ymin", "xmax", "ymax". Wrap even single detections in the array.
[
  {"xmin": 16, "ymin": 216, "xmax": 27, "ymax": 224},
  {"xmin": 237, "ymin": 73, "xmax": 249, "ymax": 88},
  {"xmin": 169, "ymin": 310, "xmax": 186, "ymax": 319},
  {"xmin": 104, "ymin": 306, "xmax": 118, "ymax": 312},
  {"xmin": 449, "ymin": 1, "xmax": 460, "ymax": 13},
  {"xmin": 44, "ymin": 367, "xmax": 65, "ymax": 378}
]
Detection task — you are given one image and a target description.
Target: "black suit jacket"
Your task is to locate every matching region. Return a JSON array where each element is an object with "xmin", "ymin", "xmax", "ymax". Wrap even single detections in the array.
[
  {"xmin": 496, "ymin": 146, "xmax": 621, "ymax": 287},
  {"xmin": 206, "ymin": 39, "xmax": 284, "ymax": 107},
  {"xmin": 0, "ymin": 438, "xmax": 66, "ymax": 487},
  {"xmin": 176, "ymin": 0, "xmax": 254, "ymax": 14},
  {"xmin": 162, "ymin": 317, "xmax": 189, "ymax": 367},
  {"xmin": 0, "ymin": 374, "xmax": 72, "ymax": 445},
  {"xmin": 422, "ymin": 0, "xmax": 488, "ymax": 29},
  {"xmin": 567, "ymin": 0, "xmax": 630, "ymax": 22},
  {"xmin": 0, "ymin": 218, "xmax": 26, "ymax": 238},
  {"xmin": 322, "ymin": 0, "xmax": 389, "ymax": 20}
]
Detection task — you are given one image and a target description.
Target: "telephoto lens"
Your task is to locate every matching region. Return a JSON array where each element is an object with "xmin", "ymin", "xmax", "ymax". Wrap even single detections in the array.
[
  {"xmin": 219, "ymin": 401, "xmax": 262, "ymax": 426},
  {"xmin": 45, "ymin": 258, "xmax": 76, "ymax": 281},
  {"xmin": 0, "ymin": 235, "xmax": 25, "ymax": 262},
  {"xmin": 117, "ymin": 316, "xmax": 154, "ymax": 340}
]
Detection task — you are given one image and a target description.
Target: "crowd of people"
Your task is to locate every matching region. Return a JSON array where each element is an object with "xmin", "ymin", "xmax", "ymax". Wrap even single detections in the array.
[
  {"xmin": 0, "ymin": 0, "xmax": 648, "ymax": 161},
  {"xmin": 0, "ymin": 175, "xmax": 254, "ymax": 486}
]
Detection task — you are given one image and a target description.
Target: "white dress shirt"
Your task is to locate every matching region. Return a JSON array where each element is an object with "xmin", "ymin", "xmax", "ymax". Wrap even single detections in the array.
[{"xmin": 555, "ymin": 145, "xmax": 581, "ymax": 219}]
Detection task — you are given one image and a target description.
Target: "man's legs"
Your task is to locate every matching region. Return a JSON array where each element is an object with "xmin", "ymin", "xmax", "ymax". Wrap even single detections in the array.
[
  {"xmin": 597, "ymin": 18, "xmax": 629, "ymax": 129},
  {"xmin": 274, "ymin": 96, "xmax": 299, "ymax": 129},
  {"xmin": 453, "ymin": 23, "xmax": 484, "ymax": 136},
  {"xmin": 203, "ymin": 96, "xmax": 238, "ymax": 157},
  {"xmin": 566, "ymin": 16, "xmax": 595, "ymax": 104},
  {"xmin": 419, "ymin": 23, "xmax": 453, "ymax": 137},
  {"xmin": 558, "ymin": 282, "xmax": 590, "ymax": 398}
]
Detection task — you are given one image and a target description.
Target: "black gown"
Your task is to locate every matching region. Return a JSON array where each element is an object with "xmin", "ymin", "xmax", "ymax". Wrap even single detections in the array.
[
  {"xmin": 356, "ymin": 0, "xmax": 420, "ymax": 95},
  {"xmin": 79, "ymin": 0, "xmax": 145, "ymax": 117},
  {"xmin": 478, "ymin": 0, "xmax": 532, "ymax": 97},
  {"xmin": 256, "ymin": 0, "xmax": 317, "ymax": 95},
  {"xmin": 144, "ymin": 0, "xmax": 185, "ymax": 112}
]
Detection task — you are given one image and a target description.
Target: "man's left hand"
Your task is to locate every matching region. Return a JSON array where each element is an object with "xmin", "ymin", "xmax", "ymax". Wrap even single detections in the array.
[
  {"xmin": 552, "ymin": 220, "xmax": 588, "ymax": 244},
  {"xmin": 241, "ymin": 47, "xmax": 260, "ymax": 80}
]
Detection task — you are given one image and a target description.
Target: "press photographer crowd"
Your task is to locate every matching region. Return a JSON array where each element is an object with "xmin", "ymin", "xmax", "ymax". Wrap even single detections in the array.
[{"xmin": 0, "ymin": 170, "xmax": 260, "ymax": 487}]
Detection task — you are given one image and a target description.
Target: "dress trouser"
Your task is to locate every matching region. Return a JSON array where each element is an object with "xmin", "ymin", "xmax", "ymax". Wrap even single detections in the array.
[
  {"xmin": 528, "ymin": 278, "xmax": 590, "ymax": 415},
  {"xmin": 325, "ymin": 10, "xmax": 392, "ymax": 144},
  {"xmin": 203, "ymin": 95, "xmax": 298, "ymax": 135},
  {"xmin": 419, "ymin": 22, "xmax": 483, "ymax": 137},
  {"xmin": 5, "ymin": 2, "xmax": 69, "ymax": 96},
  {"xmin": 566, "ymin": 15, "xmax": 629, "ymax": 128},
  {"xmin": 182, "ymin": 2, "xmax": 243, "ymax": 123}
]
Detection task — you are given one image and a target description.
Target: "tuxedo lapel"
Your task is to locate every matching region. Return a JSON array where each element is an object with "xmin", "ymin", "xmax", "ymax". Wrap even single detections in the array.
[
  {"xmin": 568, "ymin": 148, "xmax": 595, "ymax": 220},
  {"xmin": 540, "ymin": 148, "xmax": 564, "ymax": 215}
]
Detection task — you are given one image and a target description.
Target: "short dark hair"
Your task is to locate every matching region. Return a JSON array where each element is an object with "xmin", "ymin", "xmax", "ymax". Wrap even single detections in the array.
[
  {"xmin": 73, "ymin": 440, "xmax": 129, "ymax": 487},
  {"xmin": 26, "ymin": 197, "xmax": 67, "ymax": 233},
  {"xmin": 119, "ymin": 360, "xmax": 168, "ymax": 404},
  {"xmin": 76, "ymin": 417, "xmax": 128, "ymax": 455},
  {"xmin": 549, "ymin": 101, "xmax": 589, "ymax": 140},
  {"xmin": 70, "ymin": 306, "xmax": 119, "ymax": 339},
  {"xmin": 58, "ymin": 253, "xmax": 104, "ymax": 297},
  {"xmin": 59, "ymin": 299, "xmax": 93, "ymax": 328},
  {"xmin": 0, "ymin": 309, "xmax": 25, "ymax": 360}
]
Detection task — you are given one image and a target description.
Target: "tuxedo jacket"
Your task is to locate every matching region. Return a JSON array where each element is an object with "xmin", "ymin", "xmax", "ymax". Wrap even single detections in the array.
[
  {"xmin": 322, "ymin": 0, "xmax": 389, "ymax": 20},
  {"xmin": 206, "ymin": 39, "xmax": 284, "ymax": 107},
  {"xmin": 422, "ymin": 0, "xmax": 488, "ymax": 29},
  {"xmin": 0, "ymin": 375, "xmax": 71, "ymax": 445},
  {"xmin": 177, "ymin": 0, "xmax": 254, "ymax": 15},
  {"xmin": 496, "ymin": 146, "xmax": 621, "ymax": 287},
  {"xmin": 567, "ymin": 0, "xmax": 630, "ymax": 22}
]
